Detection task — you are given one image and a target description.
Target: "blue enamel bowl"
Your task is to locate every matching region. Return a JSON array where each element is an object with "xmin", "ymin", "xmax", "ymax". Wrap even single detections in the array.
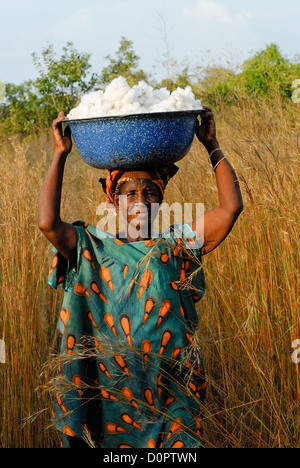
[{"xmin": 64, "ymin": 110, "xmax": 202, "ymax": 169}]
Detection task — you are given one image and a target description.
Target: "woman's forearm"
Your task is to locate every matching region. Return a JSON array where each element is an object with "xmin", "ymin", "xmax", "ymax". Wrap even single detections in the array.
[
  {"xmin": 205, "ymin": 140, "xmax": 243, "ymax": 215},
  {"xmin": 37, "ymin": 151, "xmax": 67, "ymax": 231}
]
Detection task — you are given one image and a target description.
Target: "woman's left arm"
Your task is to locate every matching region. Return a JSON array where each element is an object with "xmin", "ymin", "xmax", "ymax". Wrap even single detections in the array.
[{"xmin": 190, "ymin": 107, "xmax": 243, "ymax": 255}]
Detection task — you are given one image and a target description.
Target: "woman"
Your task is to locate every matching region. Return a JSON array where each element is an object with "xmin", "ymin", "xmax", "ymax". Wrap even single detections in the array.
[{"xmin": 38, "ymin": 107, "xmax": 243, "ymax": 448}]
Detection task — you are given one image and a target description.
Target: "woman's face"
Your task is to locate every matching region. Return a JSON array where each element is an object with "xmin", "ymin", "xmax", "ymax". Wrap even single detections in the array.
[{"xmin": 113, "ymin": 178, "xmax": 162, "ymax": 239}]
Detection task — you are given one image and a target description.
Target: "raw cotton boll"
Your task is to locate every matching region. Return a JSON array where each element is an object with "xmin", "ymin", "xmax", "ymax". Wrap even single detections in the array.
[
  {"xmin": 117, "ymin": 102, "xmax": 142, "ymax": 116},
  {"xmin": 152, "ymin": 87, "xmax": 170, "ymax": 104},
  {"xmin": 132, "ymin": 81, "xmax": 155, "ymax": 108},
  {"xmin": 94, "ymin": 100, "xmax": 111, "ymax": 118},
  {"xmin": 67, "ymin": 77, "xmax": 202, "ymax": 119},
  {"xmin": 104, "ymin": 76, "xmax": 130, "ymax": 102}
]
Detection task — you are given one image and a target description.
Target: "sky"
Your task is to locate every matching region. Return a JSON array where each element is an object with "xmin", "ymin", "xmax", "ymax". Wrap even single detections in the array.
[{"xmin": 0, "ymin": 0, "xmax": 299, "ymax": 85}]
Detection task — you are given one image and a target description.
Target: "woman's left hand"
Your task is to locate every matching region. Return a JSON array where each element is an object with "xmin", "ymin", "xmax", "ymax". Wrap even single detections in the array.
[{"xmin": 195, "ymin": 106, "xmax": 219, "ymax": 151}]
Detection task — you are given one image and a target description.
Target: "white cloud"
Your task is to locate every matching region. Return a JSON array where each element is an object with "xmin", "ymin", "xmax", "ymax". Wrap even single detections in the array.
[{"xmin": 181, "ymin": 0, "xmax": 253, "ymax": 26}]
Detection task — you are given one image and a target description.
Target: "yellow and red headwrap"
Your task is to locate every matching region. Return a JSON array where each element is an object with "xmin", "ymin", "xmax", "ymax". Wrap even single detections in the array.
[{"xmin": 99, "ymin": 165, "xmax": 178, "ymax": 204}]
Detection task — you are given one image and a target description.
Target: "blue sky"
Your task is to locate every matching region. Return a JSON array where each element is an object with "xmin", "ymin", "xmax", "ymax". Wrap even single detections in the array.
[{"xmin": 1, "ymin": 0, "xmax": 299, "ymax": 85}]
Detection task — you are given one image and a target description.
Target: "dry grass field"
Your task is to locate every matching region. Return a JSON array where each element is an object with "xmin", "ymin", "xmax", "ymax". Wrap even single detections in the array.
[{"xmin": 0, "ymin": 94, "xmax": 299, "ymax": 448}]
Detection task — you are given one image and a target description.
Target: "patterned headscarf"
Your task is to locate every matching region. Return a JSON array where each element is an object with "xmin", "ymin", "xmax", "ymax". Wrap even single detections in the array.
[{"xmin": 99, "ymin": 165, "xmax": 179, "ymax": 204}]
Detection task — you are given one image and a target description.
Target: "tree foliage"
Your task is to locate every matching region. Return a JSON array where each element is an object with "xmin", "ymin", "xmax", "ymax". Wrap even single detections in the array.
[
  {"xmin": 0, "ymin": 40, "xmax": 299, "ymax": 136},
  {"xmin": 99, "ymin": 36, "xmax": 148, "ymax": 87},
  {"xmin": 2, "ymin": 42, "xmax": 97, "ymax": 134},
  {"xmin": 205, "ymin": 44, "xmax": 300, "ymax": 103}
]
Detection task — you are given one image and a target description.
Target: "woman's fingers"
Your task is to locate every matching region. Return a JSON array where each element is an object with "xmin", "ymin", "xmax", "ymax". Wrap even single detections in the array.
[
  {"xmin": 52, "ymin": 112, "xmax": 68, "ymax": 137},
  {"xmin": 64, "ymin": 124, "xmax": 72, "ymax": 139},
  {"xmin": 52, "ymin": 112, "xmax": 67, "ymax": 126},
  {"xmin": 202, "ymin": 105, "xmax": 213, "ymax": 113}
]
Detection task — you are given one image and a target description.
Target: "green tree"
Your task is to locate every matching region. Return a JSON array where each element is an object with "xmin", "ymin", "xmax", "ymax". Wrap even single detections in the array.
[
  {"xmin": 100, "ymin": 37, "xmax": 148, "ymax": 86},
  {"xmin": 204, "ymin": 44, "xmax": 300, "ymax": 103},
  {"xmin": 3, "ymin": 42, "xmax": 98, "ymax": 134},
  {"xmin": 3, "ymin": 81, "xmax": 40, "ymax": 133},
  {"xmin": 237, "ymin": 43, "xmax": 300, "ymax": 98}
]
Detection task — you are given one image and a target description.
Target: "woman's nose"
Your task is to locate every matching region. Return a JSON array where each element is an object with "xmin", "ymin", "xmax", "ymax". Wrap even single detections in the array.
[{"xmin": 136, "ymin": 191, "xmax": 148, "ymax": 205}]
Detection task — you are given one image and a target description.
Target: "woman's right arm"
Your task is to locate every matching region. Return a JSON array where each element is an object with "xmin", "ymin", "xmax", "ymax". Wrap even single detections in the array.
[{"xmin": 37, "ymin": 112, "xmax": 77, "ymax": 264}]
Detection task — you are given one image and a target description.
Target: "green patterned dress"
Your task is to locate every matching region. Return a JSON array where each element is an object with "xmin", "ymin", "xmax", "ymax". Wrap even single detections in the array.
[{"xmin": 48, "ymin": 221, "xmax": 206, "ymax": 448}]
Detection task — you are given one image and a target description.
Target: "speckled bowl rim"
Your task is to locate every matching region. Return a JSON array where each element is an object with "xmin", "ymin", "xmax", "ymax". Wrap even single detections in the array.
[{"xmin": 63, "ymin": 109, "xmax": 204, "ymax": 123}]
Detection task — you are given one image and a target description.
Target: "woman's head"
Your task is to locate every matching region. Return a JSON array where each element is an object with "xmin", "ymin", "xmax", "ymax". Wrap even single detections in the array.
[{"xmin": 99, "ymin": 165, "xmax": 178, "ymax": 239}]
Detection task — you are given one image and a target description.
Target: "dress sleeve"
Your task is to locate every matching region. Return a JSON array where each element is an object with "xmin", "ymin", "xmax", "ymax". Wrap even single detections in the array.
[{"xmin": 47, "ymin": 221, "xmax": 89, "ymax": 292}]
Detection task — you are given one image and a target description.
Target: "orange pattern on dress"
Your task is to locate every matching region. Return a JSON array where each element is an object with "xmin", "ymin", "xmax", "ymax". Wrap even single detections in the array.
[
  {"xmin": 143, "ymin": 387, "xmax": 156, "ymax": 418},
  {"xmin": 138, "ymin": 269, "xmax": 154, "ymax": 302},
  {"xmin": 86, "ymin": 310, "xmax": 100, "ymax": 332},
  {"xmin": 123, "ymin": 264, "xmax": 129, "ymax": 280},
  {"xmin": 106, "ymin": 422, "xmax": 129, "ymax": 434},
  {"xmin": 117, "ymin": 443, "xmax": 136, "ymax": 448},
  {"xmin": 74, "ymin": 282, "xmax": 90, "ymax": 299},
  {"xmin": 81, "ymin": 246, "xmax": 96, "ymax": 271},
  {"xmin": 165, "ymin": 395, "xmax": 176, "ymax": 410},
  {"xmin": 72, "ymin": 374, "xmax": 83, "ymax": 397},
  {"xmin": 180, "ymin": 260, "xmax": 187, "ymax": 284},
  {"xmin": 56, "ymin": 394, "xmax": 70, "ymax": 418},
  {"xmin": 144, "ymin": 240, "xmax": 157, "ymax": 247},
  {"xmin": 120, "ymin": 412, "xmax": 143, "ymax": 431},
  {"xmin": 99, "ymin": 266, "xmax": 114, "ymax": 294},
  {"xmin": 184, "ymin": 330, "xmax": 192, "ymax": 343},
  {"xmin": 156, "ymin": 299, "xmax": 172, "ymax": 331},
  {"xmin": 93, "ymin": 337, "xmax": 106, "ymax": 355},
  {"xmin": 113, "ymin": 355, "xmax": 131, "ymax": 380},
  {"xmin": 62, "ymin": 425, "xmax": 77, "ymax": 437},
  {"xmin": 141, "ymin": 339, "xmax": 152, "ymax": 370},
  {"xmin": 48, "ymin": 253, "xmax": 59, "ymax": 277},
  {"xmin": 179, "ymin": 304, "xmax": 185, "ymax": 319},
  {"xmin": 98, "ymin": 361, "xmax": 113, "ymax": 381},
  {"xmin": 90, "ymin": 280, "xmax": 108, "ymax": 304},
  {"xmin": 114, "ymin": 238, "xmax": 124, "ymax": 246},
  {"xmin": 171, "ymin": 346, "xmax": 183, "ymax": 363},
  {"xmin": 119, "ymin": 313, "xmax": 133, "ymax": 347},
  {"xmin": 104, "ymin": 313, "xmax": 118, "ymax": 338},
  {"xmin": 59, "ymin": 307, "xmax": 70, "ymax": 335},
  {"xmin": 166, "ymin": 417, "xmax": 185, "ymax": 442},
  {"xmin": 147, "ymin": 438, "xmax": 157, "ymax": 448},
  {"xmin": 100, "ymin": 389, "xmax": 120, "ymax": 402},
  {"xmin": 121, "ymin": 387, "xmax": 141, "ymax": 413},
  {"xmin": 170, "ymin": 439, "xmax": 186, "ymax": 448},
  {"xmin": 142, "ymin": 297, "xmax": 156, "ymax": 327},
  {"xmin": 159, "ymin": 251, "xmax": 170, "ymax": 265},
  {"xmin": 172, "ymin": 239, "xmax": 183, "ymax": 258},
  {"xmin": 158, "ymin": 329, "xmax": 173, "ymax": 361},
  {"xmin": 156, "ymin": 372, "xmax": 164, "ymax": 400},
  {"xmin": 169, "ymin": 279, "xmax": 179, "ymax": 293},
  {"xmin": 66, "ymin": 333, "xmax": 76, "ymax": 355}
]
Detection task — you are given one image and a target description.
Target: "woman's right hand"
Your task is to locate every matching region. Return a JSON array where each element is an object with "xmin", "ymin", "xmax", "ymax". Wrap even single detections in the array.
[{"xmin": 52, "ymin": 111, "xmax": 72, "ymax": 157}]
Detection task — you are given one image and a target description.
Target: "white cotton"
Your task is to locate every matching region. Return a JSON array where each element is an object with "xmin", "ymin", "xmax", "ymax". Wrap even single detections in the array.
[{"xmin": 67, "ymin": 77, "xmax": 202, "ymax": 119}]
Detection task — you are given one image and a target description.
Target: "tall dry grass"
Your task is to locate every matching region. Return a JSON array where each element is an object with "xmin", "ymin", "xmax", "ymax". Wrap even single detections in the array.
[{"xmin": 0, "ymin": 95, "xmax": 299, "ymax": 447}]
